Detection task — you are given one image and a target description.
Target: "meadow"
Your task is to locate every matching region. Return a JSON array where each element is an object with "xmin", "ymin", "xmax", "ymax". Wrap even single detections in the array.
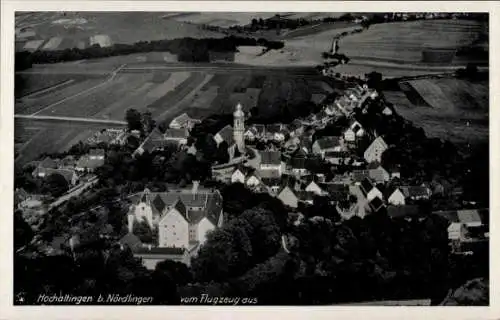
[
  {"xmin": 385, "ymin": 77, "xmax": 488, "ymax": 144},
  {"xmin": 339, "ymin": 20, "xmax": 486, "ymax": 64},
  {"xmin": 15, "ymin": 12, "xmax": 225, "ymax": 52}
]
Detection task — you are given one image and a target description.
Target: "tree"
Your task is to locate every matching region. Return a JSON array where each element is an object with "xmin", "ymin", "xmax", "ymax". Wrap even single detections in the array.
[
  {"xmin": 216, "ymin": 141, "xmax": 230, "ymax": 164},
  {"xmin": 14, "ymin": 211, "xmax": 33, "ymax": 250},
  {"xmin": 42, "ymin": 173, "xmax": 69, "ymax": 197},
  {"xmin": 191, "ymin": 222, "xmax": 253, "ymax": 282},
  {"xmin": 125, "ymin": 109, "xmax": 143, "ymax": 132},
  {"xmin": 141, "ymin": 111, "xmax": 156, "ymax": 134},
  {"xmin": 132, "ymin": 219, "xmax": 154, "ymax": 244}
]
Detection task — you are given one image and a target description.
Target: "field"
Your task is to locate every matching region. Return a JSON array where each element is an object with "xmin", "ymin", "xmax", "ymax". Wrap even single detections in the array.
[
  {"xmin": 385, "ymin": 77, "xmax": 488, "ymax": 144},
  {"xmin": 250, "ymin": 19, "xmax": 487, "ymax": 74},
  {"xmin": 14, "ymin": 119, "xmax": 110, "ymax": 166},
  {"xmin": 165, "ymin": 12, "xmax": 278, "ymax": 28},
  {"xmin": 15, "ymin": 12, "xmax": 225, "ymax": 52},
  {"xmin": 339, "ymin": 20, "xmax": 486, "ymax": 64}
]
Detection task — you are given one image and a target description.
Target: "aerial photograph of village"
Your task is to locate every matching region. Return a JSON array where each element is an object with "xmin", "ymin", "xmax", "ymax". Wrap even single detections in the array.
[{"xmin": 13, "ymin": 11, "xmax": 489, "ymax": 306}]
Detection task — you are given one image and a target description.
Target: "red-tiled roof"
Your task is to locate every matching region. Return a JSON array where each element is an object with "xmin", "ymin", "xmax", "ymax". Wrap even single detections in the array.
[{"xmin": 260, "ymin": 151, "xmax": 281, "ymax": 165}]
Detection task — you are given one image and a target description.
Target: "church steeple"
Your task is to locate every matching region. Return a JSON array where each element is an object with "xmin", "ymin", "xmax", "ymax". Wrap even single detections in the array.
[{"xmin": 233, "ymin": 103, "xmax": 245, "ymax": 152}]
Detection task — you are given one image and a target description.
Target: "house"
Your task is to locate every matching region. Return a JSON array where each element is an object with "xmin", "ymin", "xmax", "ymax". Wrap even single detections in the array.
[
  {"xmin": 169, "ymin": 113, "xmax": 201, "ymax": 130},
  {"xmin": 261, "ymin": 178, "xmax": 282, "ymax": 194},
  {"xmin": 265, "ymin": 124, "xmax": 287, "ymax": 142},
  {"xmin": 323, "ymin": 184, "xmax": 350, "ymax": 203},
  {"xmin": 296, "ymin": 191, "xmax": 316, "ymax": 206},
  {"xmin": 231, "ymin": 166, "xmax": 249, "ymax": 184},
  {"xmin": 288, "ymin": 157, "xmax": 309, "ymax": 177},
  {"xmin": 364, "ymin": 136, "xmax": 388, "ymax": 163},
  {"xmin": 134, "ymin": 129, "xmax": 168, "ymax": 156},
  {"xmin": 387, "ymin": 205, "xmax": 419, "ymax": 219},
  {"xmin": 164, "ymin": 128, "xmax": 189, "ymax": 146},
  {"xmin": 259, "ymin": 151, "xmax": 282, "ymax": 175},
  {"xmin": 304, "ymin": 179, "xmax": 324, "ymax": 195},
  {"xmin": 277, "ymin": 186, "xmax": 299, "ymax": 208},
  {"xmin": 132, "ymin": 246, "xmax": 190, "ymax": 270},
  {"xmin": 400, "ymin": 186, "xmax": 432, "ymax": 200},
  {"xmin": 127, "ymin": 183, "xmax": 223, "ymax": 251},
  {"xmin": 352, "ymin": 170, "xmax": 370, "ymax": 183},
  {"xmin": 287, "ymin": 119, "xmax": 304, "ymax": 137},
  {"xmin": 312, "ymin": 136, "xmax": 344, "ymax": 157},
  {"xmin": 367, "ymin": 163, "xmax": 390, "ymax": 183},
  {"xmin": 385, "ymin": 186, "xmax": 406, "ymax": 206},
  {"xmin": 37, "ymin": 157, "xmax": 59, "ymax": 169},
  {"xmin": 382, "ymin": 106, "xmax": 393, "ymax": 116},
  {"xmin": 76, "ymin": 153, "xmax": 105, "ymax": 173},
  {"xmin": 32, "ymin": 167, "xmax": 79, "ymax": 186},
  {"xmin": 324, "ymin": 151, "xmax": 350, "ymax": 165},
  {"xmin": 434, "ymin": 209, "xmax": 488, "ymax": 245},
  {"xmin": 284, "ymin": 137, "xmax": 300, "ymax": 153},
  {"xmin": 89, "ymin": 149, "xmax": 105, "ymax": 161},
  {"xmin": 60, "ymin": 155, "xmax": 76, "ymax": 169},
  {"xmin": 343, "ymin": 120, "xmax": 365, "ymax": 142},
  {"xmin": 359, "ymin": 178, "xmax": 383, "ymax": 201},
  {"xmin": 245, "ymin": 171, "xmax": 261, "ymax": 188},
  {"xmin": 213, "ymin": 125, "xmax": 234, "ymax": 146}
]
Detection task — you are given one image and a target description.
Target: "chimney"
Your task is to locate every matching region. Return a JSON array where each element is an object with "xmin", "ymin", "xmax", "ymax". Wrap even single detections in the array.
[
  {"xmin": 192, "ymin": 180, "xmax": 200, "ymax": 200},
  {"xmin": 127, "ymin": 214, "xmax": 135, "ymax": 233}
]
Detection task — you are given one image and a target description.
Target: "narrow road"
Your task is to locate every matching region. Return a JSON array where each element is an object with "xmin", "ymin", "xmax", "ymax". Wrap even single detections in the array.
[
  {"xmin": 49, "ymin": 176, "xmax": 99, "ymax": 209},
  {"xmin": 15, "ymin": 114, "xmax": 127, "ymax": 126}
]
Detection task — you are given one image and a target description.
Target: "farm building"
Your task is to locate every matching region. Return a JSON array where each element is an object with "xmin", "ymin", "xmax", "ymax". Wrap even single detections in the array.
[
  {"xmin": 364, "ymin": 136, "xmax": 388, "ymax": 163},
  {"xmin": 169, "ymin": 113, "xmax": 201, "ymax": 130}
]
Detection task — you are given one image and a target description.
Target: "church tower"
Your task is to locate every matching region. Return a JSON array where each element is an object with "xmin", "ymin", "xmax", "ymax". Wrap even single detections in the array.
[{"xmin": 233, "ymin": 103, "xmax": 245, "ymax": 152}]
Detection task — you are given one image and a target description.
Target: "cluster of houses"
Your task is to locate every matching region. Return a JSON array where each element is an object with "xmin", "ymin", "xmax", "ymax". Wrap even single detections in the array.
[
  {"xmin": 31, "ymin": 149, "xmax": 106, "ymax": 187},
  {"xmin": 86, "ymin": 128, "xmax": 128, "ymax": 146}
]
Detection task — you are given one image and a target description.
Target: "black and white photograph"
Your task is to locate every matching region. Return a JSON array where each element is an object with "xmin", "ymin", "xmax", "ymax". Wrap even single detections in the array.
[{"xmin": 6, "ymin": 5, "xmax": 492, "ymax": 311}]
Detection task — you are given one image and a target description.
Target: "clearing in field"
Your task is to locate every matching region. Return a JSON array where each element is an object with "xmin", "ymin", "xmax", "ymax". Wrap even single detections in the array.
[{"xmin": 90, "ymin": 34, "xmax": 113, "ymax": 47}]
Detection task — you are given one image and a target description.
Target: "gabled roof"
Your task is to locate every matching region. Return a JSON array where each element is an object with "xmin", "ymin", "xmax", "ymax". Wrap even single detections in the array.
[
  {"xmin": 215, "ymin": 125, "xmax": 233, "ymax": 143},
  {"xmin": 76, "ymin": 155, "xmax": 105, "ymax": 170},
  {"xmin": 39, "ymin": 157, "xmax": 58, "ymax": 169},
  {"xmin": 400, "ymin": 186, "xmax": 430, "ymax": 198},
  {"xmin": 369, "ymin": 197, "xmax": 385, "ymax": 212},
  {"xmin": 360, "ymin": 178, "xmax": 375, "ymax": 195},
  {"xmin": 119, "ymin": 233, "xmax": 143, "ymax": 251},
  {"xmin": 164, "ymin": 128, "xmax": 189, "ymax": 139},
  {"xmin": 352, "ymin": 170, "xmax": 370, "ymax": 182},
  {"xmin": 260, "ymin": 177, "xmax": 282, "ymax": 187},
  {"xmin": 324, "ymin": 151, "xmax": 350, "ymax": 158},
  {"xmin": 258, "ymin": 168, "xmax": 281, "ymax": 179},
  {"xmin": 368, "ymin": 168, "xmax": 387, "ymax": 183},
  {"xmin": 289, "ymin": 157, "xmax": 307, "ymax": 169},
  {"xmin": 171, "ymin": 113, "xmax": 191, "ymax": 125},
  {"xmin": 367, "ymin": 136, "xmax": 388, "ymax": 151},
  {"xmin": 260, "ymin": 151, "xmax": 281, "ymax": 165},
  {"xmin": 89, "ymin": 148, "xmax": 105, "ymax": 157},
  {"xmin": 457, "ymin": 210, "xmax": 482, "ymax": 225},
  {"xmin": 387, "ymin": 205, "xmax": 419, "ymax": 219},
  {"xmin": 323, "ymin": 184, "xmax": 349, "ymax": 201},
  {"xmin": 384, "ymin": 186, "xmax": 402, "ymax": 199},
  {"xmin": 135, "ymin": 188, "xmax": 223, "ymax": 226},
  {"xmin": 314, "ymin": 136, "xmax": 341, "ymax": 150},
  {"xmin": 296, "ymin": 191, "xmax": 315, "ymax": 202}
]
